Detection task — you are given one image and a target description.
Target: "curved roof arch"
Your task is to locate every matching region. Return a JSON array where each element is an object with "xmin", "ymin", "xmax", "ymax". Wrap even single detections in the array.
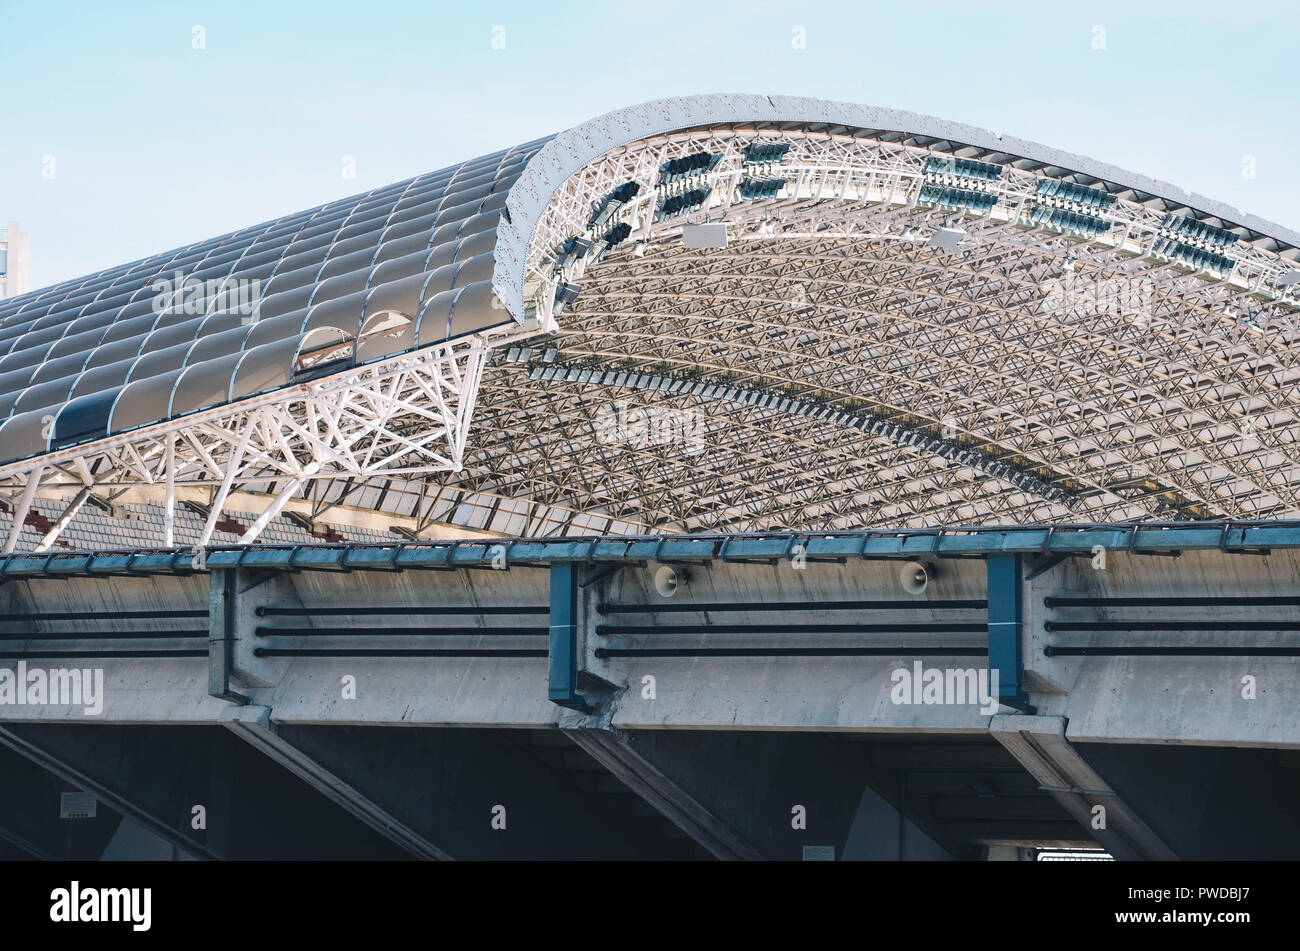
[
  {"xmin": 2, "ymin": 94, "xmax": 1300, "ymax": 549},
  {"xmin": 492, "ymin": 94, "xmax": 1300, "ymax": 323}
]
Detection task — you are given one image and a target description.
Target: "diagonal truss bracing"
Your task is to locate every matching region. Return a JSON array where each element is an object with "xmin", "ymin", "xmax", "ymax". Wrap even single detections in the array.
[{"xmin": 0, "ymin": 328, "xmax": 523, "ymax": 550}]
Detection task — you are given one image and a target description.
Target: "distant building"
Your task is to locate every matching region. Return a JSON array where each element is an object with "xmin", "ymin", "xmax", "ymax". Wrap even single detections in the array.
[{"xmin": 0, "ymin": 221, "xmax": 29, "ymax": 300}]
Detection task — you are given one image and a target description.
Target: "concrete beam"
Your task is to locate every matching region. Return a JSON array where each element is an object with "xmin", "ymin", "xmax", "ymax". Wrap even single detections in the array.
[
  {"xmin": 1073, "ymin": 741, "xmax": 1300, "ymax": 859},
  {"xmin": 1023, "ymin": 548, "xmax": 1300, "ymax": 748},
  {"xmin": 587, "ymin": 557, "xmax": 992, "ymax": 733},
  {"xmin": 222, "ymin": 718, "xmax": 704, "ymax": 859},
  {"xmin": 990, "ymin": 715, "xmax": 1177, "ymax": 860},
  {"xmin": 564, "ymin": 725, "xmax": 955, "ymax": 860},
  {"xmin": 563, "ymin": 725, "xmax": 764, "ymax": 860},
  {"xmin": 0, "ymin": 723, "xmax": 408, "ymax": 859},
  {"xmin": 0, "ymin": 741, "xmax": 123, "ymax": 860},
  {"xmin": 0, "ymin": 572, "xmax": 223, "ymax": 724},
  {"xmin": 250, "ymin": 566, "xmax": 559, "ymax": 727},
  {"xmin": 221, "ymin": 705, "xmax": 450, "ymax": 860}
]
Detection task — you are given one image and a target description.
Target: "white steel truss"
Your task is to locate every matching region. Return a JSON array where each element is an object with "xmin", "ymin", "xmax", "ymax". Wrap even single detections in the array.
[
  {"xmin": 429, "ymin": 124, "xmax": 1300, "ymax": 536},
  {"xmin": 520, "ymin": 126, "xmax": 1300, "ymax": 328},
  {"xmin": 8, "ymin": 118, "xmax": 1300, "ymax": 550},
  {"xmin": 0, "ymin": 326, "xmax": 527, "ymax": 551}
]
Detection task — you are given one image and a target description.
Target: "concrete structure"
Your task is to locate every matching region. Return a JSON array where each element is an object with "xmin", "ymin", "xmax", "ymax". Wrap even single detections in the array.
[
  {"xmin": 1, "ymin": 523, "xmax": 1298, "ymax": 860},
  {"xmin": 0, "ymin": 221, "xmax": 29, "ymax": 301},
  {"xmin": 2, "ymin": 95, "xmax": 1299, "ymax": 860}
]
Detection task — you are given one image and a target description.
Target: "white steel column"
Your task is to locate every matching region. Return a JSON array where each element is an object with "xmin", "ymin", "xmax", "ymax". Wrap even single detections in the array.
[
  {"xmin": 34, "ymin": 487, "xmax": 92, "ymax": 553},
  {"xmin": 164, "ymin": 432, "xmax": 176, "ymax": 548},
  {"xmin": 199, "ymin": 422, "xmax": 256, "ymax": 547},
  {"xmin": 237, "ymin": 462, "xmax": 320, "ymax": 544},
  {"xmin": 4, "ymin": 465, "xmax": 45, "ymax": 554}
]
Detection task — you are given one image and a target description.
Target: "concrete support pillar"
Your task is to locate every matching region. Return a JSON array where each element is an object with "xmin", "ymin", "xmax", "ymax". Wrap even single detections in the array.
[
  {"xmin": 0, "ymin": 742, "xmax": 123, "ymax": 860},
  {"xmin": 1073, "ymin": 740, "xmax": 1300, "ymax": 860},
  {"xmin": 224, "ymin": 718, "xmax": 704, "ymax": 859},
  {"xmin": 564, "ymin": 726, "xmax": 954, "ymax": 860},
  {"xmin": 0, "ymin": 723, "xmax": 407, "ymax": 859},
  {"xmin": 990, "ymin": 715, "xmax": 1176, "ymax": 860}
]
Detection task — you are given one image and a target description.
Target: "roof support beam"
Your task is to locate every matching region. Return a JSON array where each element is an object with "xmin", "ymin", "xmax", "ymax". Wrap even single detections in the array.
[
  {"xmin": 198, "ymin": 423, "xmax": 255, "ymax": 548},
  {"xmin": 220, "ymin": 705, "xmax": 451, "ymax": 860},
  {"xmin": 236, "ymin": 463, "xmax": 319, "ymax": 545},
  {"xmin": 562, "ymin": 725, "xmax": 764, "ymax": 860},
  {"xmin": 34, "ymin": 486, "xmax": 92, "ymax": 553},
  {"xmin": 164, "ymin": 432, "xmax": 176, "ymax": 548},
  {"xmin": 4, "ymin": 465, "xmax": 44, "ymax": 554},
  {"xmin": 990, "ymin": 715, "xmax": 1177, "ymax": 861}
]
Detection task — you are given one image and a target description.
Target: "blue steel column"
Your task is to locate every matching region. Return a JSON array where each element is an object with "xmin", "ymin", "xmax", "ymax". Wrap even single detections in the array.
[
  {"xmin": 209, "ymin": 567, "xmax": 249, "ymax": 705},
  {"xmin": 986, "ymin": 554, "xmax": 1032, "ymax": 712},
  {"xmin": 548, "ymin": 563, "xmax": 589, "ymax": 711}
]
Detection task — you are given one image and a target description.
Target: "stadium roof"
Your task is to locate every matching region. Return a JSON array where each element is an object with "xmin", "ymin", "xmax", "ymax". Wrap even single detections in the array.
[{"xmin": 2, "ymin": 94, "xmax": 1300, "ymax": 551}]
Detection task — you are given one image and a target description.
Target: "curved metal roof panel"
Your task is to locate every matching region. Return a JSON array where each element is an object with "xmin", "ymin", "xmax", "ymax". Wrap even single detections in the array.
[
  {"xmin": 0, "ymin": 141, "xmax": 545, "ymax": 465},
  {"xmin": 4, "ymin": 95, "xmax": 1300, "ymax": 549}
]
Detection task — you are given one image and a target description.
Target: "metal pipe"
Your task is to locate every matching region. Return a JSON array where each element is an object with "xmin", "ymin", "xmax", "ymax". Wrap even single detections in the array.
[
  {"xmin": 597, "ymin": 599, "xmax": 987, "ymax": 613},
  {"xmin": 253, "ymin": 648, "xmax": 547, "ymax": 658},
  {"xmin": 596, "ymin": 622, "xmax": 986, "ymax": 635},
  {"xmin": 1046, "ymin": 620, "xmax": 1300, "ymax": 632},
  {"xmin": 0, "ymin": 610, "xmax": 206, "ymax": 621},
  {"xmin": 1045, "ymin": 646, "xmax": 1300, "ymax": 656},
  {"xmin": 255, "ymin": 605, "xmax": 547, "ymax": 616},
  {"xmin": 1045, "ymin": 596, "xmax": 1300, "ymax": 608},
  {"xmin": 254, "ymin": 626, "xmax": 548, "ymax": 637},
  {"xmin": 4, "ymin": 464, "xmax": 45, "ymax": 555},
  {"xmin": 0, "ymin": 630, "xmax": 207, "ymax": 640},
  {"xmin": 595, "ymin": 647, "xmax": 987, "ymax": 657},
  {"xmin": 0, "ymin": 649, "xmax": 207, "ymax": 658}
]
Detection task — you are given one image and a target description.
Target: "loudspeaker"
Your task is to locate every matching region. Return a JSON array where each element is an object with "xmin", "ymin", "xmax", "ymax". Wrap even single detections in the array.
[
  {"xmin": 654, "ymin": 565, "xmax": 682, "ymax": 598},
  {"xmin": 900, "ymin": 561, "xmax": 931, "ymax": 596}
]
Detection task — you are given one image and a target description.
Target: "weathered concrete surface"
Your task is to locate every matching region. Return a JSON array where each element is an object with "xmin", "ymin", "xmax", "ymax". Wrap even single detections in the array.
[
  {"xmin": 9, "ymin": 548, "xmax": 1296, "ymax": 743},
  {"xmin": 564, "ymin": 726, "xmax": 957, "ymax": 860},
  {"xmin": 0, "ymin": 723, "xmax": 408, "ymax": 859},
  {"xmin": 586, "ymin": 558, "xmax": 992, "ymax": 733},
  {"xmin": 1026, "ymin": 550, "xmax": 1300, "ymax": 748},
  {"xmin": 990, "ymin": 715, "xmax": 1175, "ymax": 860},
  {"xmin": 0, "ymin": 573, "xmax": 222, "ymax": 723},
  {"xmin": 222, "ymin": 713, "xmax": 699, "ymax": 859},
  {"xmin": 4, "ymin": 541, "xmax": 1300, "ymax": 859},
  {"xmin": 0, "ymin": 742, "xmax": 123, "ymax": 859},
  {"xmin": 235, "ymin": 566, "xmax": 561, "ymax": 727},
  {"xmin": 1072, "ymin": 742, "xmax": 1300, "ymax": 859}
]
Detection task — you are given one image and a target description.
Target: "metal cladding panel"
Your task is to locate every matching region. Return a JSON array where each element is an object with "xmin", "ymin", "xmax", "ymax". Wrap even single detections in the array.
[
  {"xmin": 6, "ymin": 90, "xmax": 1300, "ymax": 548},
  {"xmin": 0, "ymin": 141, "xmax": 546, "ymax": 463}
]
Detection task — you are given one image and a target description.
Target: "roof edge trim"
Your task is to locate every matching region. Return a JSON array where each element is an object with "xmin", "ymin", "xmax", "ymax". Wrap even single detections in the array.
[{"xmin": 491, "ymin": 92, "xmax": 1300, "ymax": 321}]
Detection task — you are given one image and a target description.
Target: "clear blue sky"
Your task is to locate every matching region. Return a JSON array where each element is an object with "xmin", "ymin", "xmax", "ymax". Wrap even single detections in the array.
[{"xmin": 3, "ymin": 0, "xmax": 1298, "ymax": 291}]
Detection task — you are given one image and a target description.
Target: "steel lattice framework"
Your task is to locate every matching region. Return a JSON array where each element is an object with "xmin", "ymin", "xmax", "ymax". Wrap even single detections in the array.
[
  {"xmin": 0, "ymin": 326, "xmax": 528, "ymax": 551},
  {"xmin": 4, "ymin": 95, "xmax": 1300, "ymax": 547},
  {"xmin": 440, "ymin": 120, "xmax": 1300, "ymax": 535}
]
